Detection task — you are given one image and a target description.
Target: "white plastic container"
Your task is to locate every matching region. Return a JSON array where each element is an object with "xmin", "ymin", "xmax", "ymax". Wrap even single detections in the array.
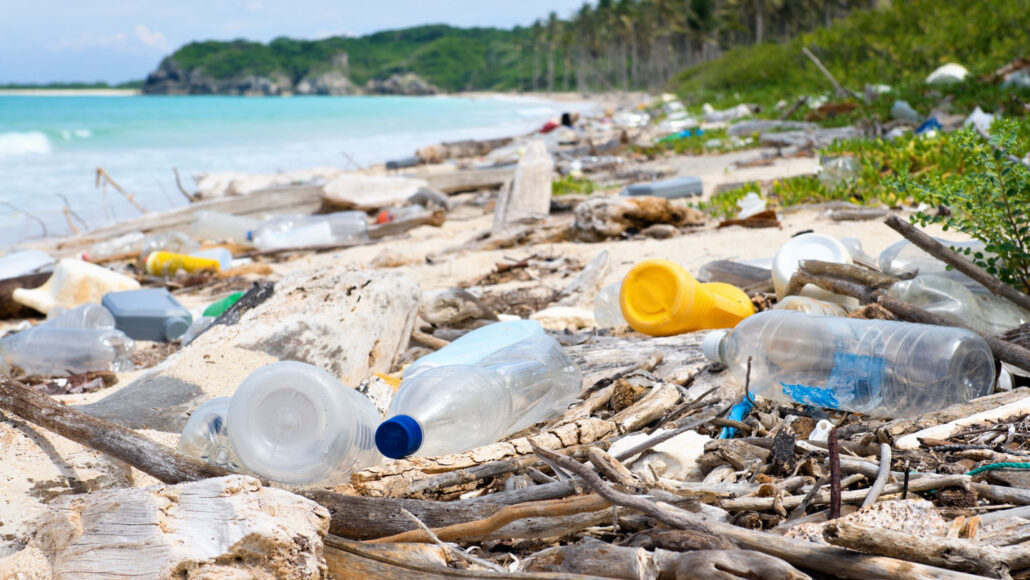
[
  {"xmin": 702, "ymin": 310, "xmax": 994, "ymax": 417},
  {"xmin": 377, "ymin": 333, "xmax": 582, "ymax": 459},
  {"xmin": 226, "ymin": 361, "xmax": 381, "ymax": 485},
  {"xmin": 12, "ymin": 258, "xmax": 141, "ymax": 315},
  {"xmin": 0, "ymin": 326, "xmax": 134, "ymax": 376},
  {"xmin": 736, "ymin": 192, "xmax": 767, "ymax": 219},
  {"xmin": 773, "ymin": 295, "xmax": 849, "ymax": 317},
  {"xmin": 249, "ymin": 211, "xmax": 369, "ymax": 251},
  {"xmin": 772, "ymin": 233, "xmax": 857, "ymax": 306},
  {"xmin": 45, "ymin": 303, "xmax": 116, "ymax": 329},
  {"xmin": 593, "ymin": 282, "xmax": 627, "ymax": 328},
  {"xmin": 178, "ymin": 397, "xmax": 243, "ymax": 471},
  {"xmin": 403, "ymin": 319, "xmax": 544, "ymax": 379},
  {"xmin": 190, "ymin": 211, "xmax": 260, "ymax": 245},
  {"xmin": 0, "ymin": 249, "xmax": 55, "ymax": 279}
]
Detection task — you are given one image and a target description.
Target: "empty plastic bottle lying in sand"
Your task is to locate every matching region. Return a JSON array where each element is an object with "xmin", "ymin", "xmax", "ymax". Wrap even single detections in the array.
[
  {"xmin": 878, "ymin": 238, "xmax": 991, "ymax": 295},
  {"xmin": 0, "ymin": 326, "xmax": 134, "ymax": 376},
  {"xmin": 248, "ymin": 211, "xmax": 369, "ymax": 251},
  {"xmin": 81, "ymin": 231, "xmax": 145, "ymax": 262},
  {"xmin": 593, "ymin": 282, "xmax": 628, "ymax": 328},
  {"xmin": 190, "ymin": 211, "xmax": 261, "ymax": 246},
  {"xmin": 44, "ymin": 303, "xmax": 116, "ymax": 329},
  {"xmin": 12, "ymin": 258, "xmax": 141, "ymax": 315},
  {"xmin": 702, "ymin": 310, "xmax": 994, "ymax": 417},
  {"xmin": 225, "ymin": 361, "xmax": 382, "ymax": 485},
  {"xmin": 402, "ymin": 319, "xmax": 545, "ymax": 379},
  {"xmin": 178, "ymin": 397, "xmax": 244, "ymax": 472},
  {"xmin": 376, "ymin": 327, "xmax": 582, "ymax": 459},
  {"xmin": 886, "ymin": 274, "xmax": 1030, "ymax": 336},
  {"xmin": 617, "ymin": 259, "xmax": 754, "ymax": 336}
]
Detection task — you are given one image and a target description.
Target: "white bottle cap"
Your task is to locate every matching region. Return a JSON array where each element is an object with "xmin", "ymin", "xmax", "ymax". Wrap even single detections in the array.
[
  {"xmin": 809, "ymin": 419, "xmax": 833, "ymax": 443},
  {"xmin": 702, "ymin": 329, "xmax": 729, "ymax": 362}
]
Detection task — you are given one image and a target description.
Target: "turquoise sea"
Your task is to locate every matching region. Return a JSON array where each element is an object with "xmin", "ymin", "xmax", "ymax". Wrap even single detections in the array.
[{"xmin": 0, "ymin": 94, "xmax": 584, "ymax": 247}]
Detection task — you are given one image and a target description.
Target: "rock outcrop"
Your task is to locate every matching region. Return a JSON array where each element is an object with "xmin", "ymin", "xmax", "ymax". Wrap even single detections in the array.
[
  {"xmin": 295, "ymin": 69, "xmax": 361, "ymax": 95},
  {"xmin": 364, "ymin": 73, "xmax": 439, "ymax": 95}
]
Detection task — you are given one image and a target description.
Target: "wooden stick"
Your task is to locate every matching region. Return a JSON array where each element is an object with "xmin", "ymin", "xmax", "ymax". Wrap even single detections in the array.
[
  {"xmin": 172, "ymin": 167, "xmax": 198, "ymax": 202},
  {"xmin": 0, "ymin": 373, "xmax": 227, "ymax": 484},
  {"xmin": 533, "ymin": 444, "xmax": 982, "ymax": 580},
  {"xmin": 801, "ymin": 46, "xmax": 860, "ymax": 100},
  {"xmin": 883, "ymin": 214, "xmax": 1030, "ymax": 312},
  {"xmin": 369, "ymin": 494, "xmax": 610, "ymax": 544},
  {"xmin": 824, "ymin": 520, "xmax": 1022, "ymax": 578},
  {"xmin": 829, "ymin": 427, "xmax": 842, "ymax": 519},
  {"xmin": 862, "ymin": 444, "xmax": 892, "ymax": 509},
  {"xmin": 779, "ymin": 95, "xmax": 809, "ymax": 120},
  {"xmin": 95, "ymin": 167, "xmax": 147, "ymax": 213},
  {"xmin": 407, "ymin": 459, "xmax": 522, "ymax": 496}
]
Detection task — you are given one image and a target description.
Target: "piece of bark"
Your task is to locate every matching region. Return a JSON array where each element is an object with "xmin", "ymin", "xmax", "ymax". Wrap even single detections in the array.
[
  {"xmin": 717, "ymin": 209, "xmax": 781, "ymax": 229},
  {"xmin": 884, "ymin": 214, "xmax": 1030, "ymax": 313},
  {"xmin": 534, "ymin": 444, "xmax": 984, "ymax": 580},
  {"xmin": 823, "ymin": 520, "xmax": 1026, "ymax": 578}
]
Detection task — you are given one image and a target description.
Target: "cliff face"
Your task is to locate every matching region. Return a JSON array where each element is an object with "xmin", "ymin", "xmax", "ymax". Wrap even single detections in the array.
[{"xmin": 143, "ymin": 58, "xmax": 434, "ymax": 96}]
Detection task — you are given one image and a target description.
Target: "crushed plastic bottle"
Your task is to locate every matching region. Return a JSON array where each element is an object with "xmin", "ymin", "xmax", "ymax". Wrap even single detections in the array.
[
  {"xmin": 702, "ymin": 310, "xmax": 994, "ymax": 417},
  {"xmin": 886, "ymin": 274, "xmax": 1030, "ymax": 336},
  {"xmin": 178, "ymin": 397, "xmax": 244, "ymax": 471},
  {"xmin": 377, "ymin": 332, "xmax": 582, "ymax": 459},
  {"xmin": 878, "ymin": 238, "xmax": 990, "ymax": 295},
  {"xmin": 45, "ymin": 303, "xmax": 116, "ymax": 329},
  {"xmin": 593, "ymin": 282, "xmax": 627, "ymax": 328},
  {"xmin": 0, "ymin": 326, "xmax": 134, "ymax": 376},
  {"xmin": 226, "ymin": 361, "xmax": 382, "ymax": 484},
  {"xmin": 403, "ymin": 319, "xmax": 544, "ymax": 379},
  {"xmin": 190, "ymin": 211, "xmax": 260, "ymax": 245},
  {"xmin": 818, "ymin": 156, "xmax": 860, "ymax": 189},
  {"xmin": 12, "ymin": 258, "xmax": 141, "ymax": 315},
  {"xmin": 249, "ymin": 211, "xmax": 369, "ymax": 251},
  {"xmin": 82, "ymin": 231, "xmax": 145, "ymax": 262},
  {"xmin": 619, "ymin": 259, "xmax": 754, "ymax": 336}
]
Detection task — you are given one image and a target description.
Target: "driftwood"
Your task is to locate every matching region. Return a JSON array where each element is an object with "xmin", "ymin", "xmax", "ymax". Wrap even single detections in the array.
[
  {"xmin": 883, "ymin": 214, "xmax": 1030, "ymax": 313},
  {"xmin": 0, "ymin": 271, "xmax": 50, "ymax": 319},
  {"xmin": 801, "ymin": 46, "xmax": 860, "ymax": 100},
  {"xmin": 418, "ymin": 166, "xmax": 516, "ymax": 194},
  {"xmin": 534, "ymin": 444, "xmax": 985, "ymax": 580},
  {"xmin": 823, "ymin": 520, "xmax": 1030, "ymax": 578}
]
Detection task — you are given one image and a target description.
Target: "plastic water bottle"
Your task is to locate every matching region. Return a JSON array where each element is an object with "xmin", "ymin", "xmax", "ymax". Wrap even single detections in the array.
[
  {"xmin": 45, "ymin": 303, "xmax": 116, "ymax": 329},
  {"xmin": 702, "ymin": 310, "xmax": 994, "ymax": 417},
  {"xmin": 376, "ymin": 333, "xmax": 582, "ymax": 459},
  {"xmin": 140, "ymin": 231, "xmax": 200, "ymax": 261},
  {"xmin": 226, "ymin": 361, "xmax": 381, "ymax": 485},
  {"xmin": 0, "ymin": 326, "xmax": 135, "ymax": 376},
  {"xmin": 249, "ymin": 211, "xmax": 369, "ymax": 251},
  {"xmin": 879, "ymin": 238, "xmax": 990, "ymax": 295},
  {"xmin": 593, "ymin": 282, "xmax": 627, "ymax": 328},
  {"xmin": 403, "ymin": 319, "xmax": 544, "ymax": 379},
  {"xmin": 772, "ymin": 295, "xmax": 849, "ymax": 317},
  {"xmin": 82, "ymin": 231, "xmax": 145, "ymax": 262},
  {"xmin": 191, "ymin": 211, "xmax": 261, "ymax": 245},
  {"xmin": 887, "ymin": 274, "xmax": 1030, "ymax": 336},
  {"xmin": 178, "ymin": 397, "xmax": 243, "ymax": 471}
]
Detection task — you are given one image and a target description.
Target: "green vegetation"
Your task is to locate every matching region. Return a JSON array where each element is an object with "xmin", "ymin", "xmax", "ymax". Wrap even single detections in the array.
[
  {"xmin": 0, "ymin": 80, "xmax": 142, "ymax": 90},
  {"xmin": 672, "ymin": 0, "xmax": 1030, "ymax": 112},
  {"xmin": 553, "ymin": 174, "xmax": 600, "ymax": 196},
  {"xmin": 894, "ymin": 120, "xmax": 1030, "ymax": 293}
]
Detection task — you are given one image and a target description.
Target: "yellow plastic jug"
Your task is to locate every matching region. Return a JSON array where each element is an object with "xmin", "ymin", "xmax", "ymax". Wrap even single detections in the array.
[
  {"xmin": 145, "ymin": 251, "xmax": 221, "ymax": 277},
  {"xmin": 619, "ymin": 259, "xmax": 755, "ymax": 336}
]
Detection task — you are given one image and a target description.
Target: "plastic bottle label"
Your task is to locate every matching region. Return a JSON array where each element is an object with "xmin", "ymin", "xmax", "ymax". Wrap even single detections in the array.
[{"xmin": 779, "ymin": 351, "xmax": 885, "ymax": 410}]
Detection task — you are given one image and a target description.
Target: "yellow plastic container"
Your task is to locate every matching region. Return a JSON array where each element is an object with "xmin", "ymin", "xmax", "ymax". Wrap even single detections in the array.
[
  {"xmin": 619, "ymin": 259, "xmax": 755, "ymax": 336},
  {"xmin": 145, "ymin": 251, "xmax": 221, "ymax": 277}
]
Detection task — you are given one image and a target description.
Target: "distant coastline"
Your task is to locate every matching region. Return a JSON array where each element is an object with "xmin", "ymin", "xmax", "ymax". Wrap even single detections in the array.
[{"xmin": 0, "ymin": 89, "xmax": 140, "ymax": 96}]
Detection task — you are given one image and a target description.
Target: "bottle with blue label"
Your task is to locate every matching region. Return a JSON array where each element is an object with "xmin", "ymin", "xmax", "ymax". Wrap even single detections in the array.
[
  {"xmin": 377, "ymin": 321, "xmax": 582, "ymax": 459},
  {"xmin": 702, "ymin": 310, "xmax": 994, "ymax": 417}
]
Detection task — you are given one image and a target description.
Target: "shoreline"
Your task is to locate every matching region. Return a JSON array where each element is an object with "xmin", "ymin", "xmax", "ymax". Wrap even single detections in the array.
[{"xmin": 0, "ymin": 88, "xmax": 140, "ymax": 96}]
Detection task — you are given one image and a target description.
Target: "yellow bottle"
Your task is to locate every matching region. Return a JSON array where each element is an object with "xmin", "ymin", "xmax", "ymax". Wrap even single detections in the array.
[
  {"xmin": 619, "ymin": 259, "xmax": 755, "ymax": 336},
  {"xmin": 145, "ymin": 251, "xmax": 221, "ymax": 277}
]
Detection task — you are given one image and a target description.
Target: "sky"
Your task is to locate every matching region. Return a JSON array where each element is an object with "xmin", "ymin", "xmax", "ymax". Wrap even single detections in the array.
[{"xmin": 0, "ymin": 0, "xmax": 589, "ymax": 84}]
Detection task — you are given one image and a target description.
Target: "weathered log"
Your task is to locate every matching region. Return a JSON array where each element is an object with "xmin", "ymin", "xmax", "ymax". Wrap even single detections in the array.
[
  {"xmin": 823, "ymin": 520, "xmax": 1023, "ymax": 578},
  {"xmin": 418, "ymin": 166, "xmax": 517, "ymax": 194}
]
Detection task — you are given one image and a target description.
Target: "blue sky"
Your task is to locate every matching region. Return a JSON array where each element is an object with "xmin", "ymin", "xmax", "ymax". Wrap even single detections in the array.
[{"xmin": 1, "ymin": 1, "xmax": 588, "ymax": 84}]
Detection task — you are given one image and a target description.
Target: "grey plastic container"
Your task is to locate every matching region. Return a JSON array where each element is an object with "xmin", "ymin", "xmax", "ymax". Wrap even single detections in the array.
[
  {"xmin": 102, "ymin": 288, "xmax": 192, "ymax": 342},
  {"xmin": 620, "ymin": 176, "xmax": 702, "ymax": 199}
]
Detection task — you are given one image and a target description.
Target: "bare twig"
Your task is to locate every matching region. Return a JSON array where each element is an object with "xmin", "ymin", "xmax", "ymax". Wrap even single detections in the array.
[
  {"xmin": 829, "ymin": 427, "xmax": 841, "ymax": 519},
  {"xmin": 0, "ymin": 201, "xmax": 47, "ymax": 237},
  {"xmin": 55, "ymin": 193, "xmax": 88, "ymax": 230},
  {"xmin": 398, "ymin": 509, "xmax": 506, "ymax": 572},
  {"xmin": 172, "ymin": 167, "xmax": 197, "ymax": 202},
  {"xmin": 862, "ymin": 444, "xmax": 892, "ymax": 509},
  {"xmin": 779, "ymin": 95, "xmax": 809, "ymax": 120},
  {"xmin": 95, "ymin": 167, "xmax": 147, "ymax": 213},
  {"xmin": 883, "ymin": 214, "xmax": 1030, "ymax": 313},
  {"xmin": 786, "ymin": 475, "xmax": 829, "ymax": 521},
  {"xmin": 802, "ymin": 46, "xmax": 860, "ymax": 100}
]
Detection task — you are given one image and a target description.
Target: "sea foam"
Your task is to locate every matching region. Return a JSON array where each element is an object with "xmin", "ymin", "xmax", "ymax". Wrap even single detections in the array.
[{"xmin": 0, "ymin": 132, "xmax": 52, "ymax": 158}]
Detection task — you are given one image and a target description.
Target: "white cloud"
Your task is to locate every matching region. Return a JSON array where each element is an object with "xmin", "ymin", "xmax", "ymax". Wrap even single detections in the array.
[
  {"xmin": 134, "ymin": 24, "xmax": 171, "ymax": 52},
  {"xmin": 48, "ymin": 32, "xmax": 127, "ymax": 52}
]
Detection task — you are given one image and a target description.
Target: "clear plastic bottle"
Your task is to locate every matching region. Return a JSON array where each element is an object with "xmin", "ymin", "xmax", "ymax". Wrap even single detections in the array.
[
  {"xmin": 377, "ymin": 334, "xmax": 582, "ymax": 459},
  {"xmin": 140, "ymin": 231, "xmax": 200, "ymax": 261},
  {"xmin": 45, "ymin": 303, "xmax": 116, "ymax": 329},
  {"xmin": 226, "ymin": 361, "xmax": 381, "ymax": 485},
  {"xmin": 403, "ymin": 319, "xmax": 544, "ymax": 379},
  {"xmin": 702, "ymin": 310, "xmax": 994, "ymax": 417},
  {"xmin": 773, "ymin": 295, "xmax": 849, "ymax": 317},
  {"xmin": 593, "ymin": 282, "xmax": 627, "ymax": 328},
  {"xmin": 190, "ymin": 211, "xmax": 260, "ymax": 245},
  {"xmin": 887, "ymin": 274, "xmax": 1030, "ymax": 336},
  {"xmin": 0, "ymin": 326, "xmax": 135, "ymax": 376},
  {"xmin": 249, "ymin": 211, "xmax": 369, "ymax": 251},
  {"xmin": 879, "ymin": 238, "xmax": 989, "ymax": 295},
  {"xmin": 178, "ymin": 397, "xmax": 244, "ymax": 471},
  {"xmin": 82, "ymin": 231, "xmax": 145, "ymax": 262}
]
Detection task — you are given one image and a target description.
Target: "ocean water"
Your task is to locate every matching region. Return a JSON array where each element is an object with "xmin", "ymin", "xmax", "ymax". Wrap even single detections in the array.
[{"xmin": 0, "ymin": 94, "xmax": 584, "ymax": 247}]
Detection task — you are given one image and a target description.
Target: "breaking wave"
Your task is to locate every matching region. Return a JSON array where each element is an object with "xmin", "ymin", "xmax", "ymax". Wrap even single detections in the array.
[{"xmin": 0, "ymin": 131, "xmax": 52, "ymax": 158}]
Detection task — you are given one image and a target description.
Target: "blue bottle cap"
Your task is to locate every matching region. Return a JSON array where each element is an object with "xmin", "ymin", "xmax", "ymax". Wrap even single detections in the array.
[{"xmin": 375, "ymin": 415, "xmax": 423, "ymax": 459}]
